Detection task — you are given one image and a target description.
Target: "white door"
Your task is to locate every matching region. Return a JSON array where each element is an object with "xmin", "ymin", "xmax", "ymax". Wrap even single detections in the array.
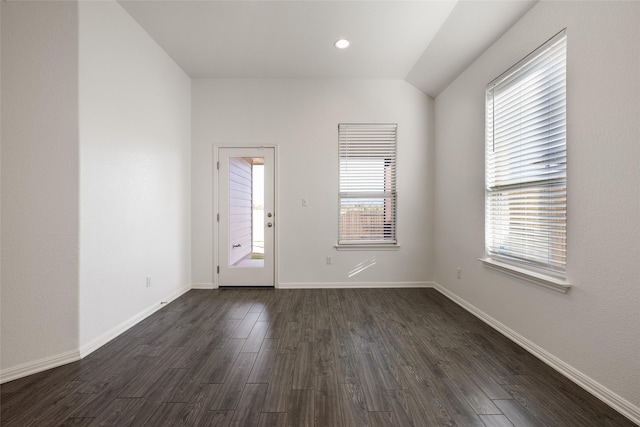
[{"xmin": 218, "ymin": 147, "xmax": 275, "ymax": 286}]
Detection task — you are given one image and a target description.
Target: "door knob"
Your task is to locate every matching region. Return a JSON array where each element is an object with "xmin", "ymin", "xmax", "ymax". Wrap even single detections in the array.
[{"xmin": 267, "ymin": 222, "xmax": 273, "ymax": 228}]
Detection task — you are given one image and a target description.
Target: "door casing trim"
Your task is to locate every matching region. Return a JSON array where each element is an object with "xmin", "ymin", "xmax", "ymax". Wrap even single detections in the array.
[{"xmin": 213, "ymin": 144, "xmax": 279, "ymax": 288}]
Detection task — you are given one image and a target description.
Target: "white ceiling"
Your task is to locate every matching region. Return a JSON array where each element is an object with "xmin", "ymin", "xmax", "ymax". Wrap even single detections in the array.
[{"xmin": 118, "ymin": 0, "xmax": 537, "ymax": 97}]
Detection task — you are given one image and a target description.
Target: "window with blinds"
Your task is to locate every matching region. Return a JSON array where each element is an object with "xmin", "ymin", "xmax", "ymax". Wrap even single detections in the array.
[
  {"xmin": 339, "ymin": 124, "xmax": 397, "ymax": 245},
  {"xmin": 485, "ymin": 30, "xmax": 567, "ymax": 278}
]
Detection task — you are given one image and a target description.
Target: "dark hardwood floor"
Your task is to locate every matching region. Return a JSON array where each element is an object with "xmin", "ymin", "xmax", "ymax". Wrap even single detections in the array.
[{"xmin": 1, "ymin": 288, "xmax": 633, "ymax": 426}]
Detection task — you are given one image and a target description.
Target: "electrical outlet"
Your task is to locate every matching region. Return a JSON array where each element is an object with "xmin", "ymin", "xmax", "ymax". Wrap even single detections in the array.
[
  {"xmin": 326, "ymin": 256, "xmax": 332, "ymax": 265},
  {"xmin": 302, "ymin": 197, "xmax": 309, "ymax": 207},
  {"xmin": 146, "ymin": 277, "xmax": 151, "ymax": 288},
  {"xmin": 456, "ymin": 268, "xmax": 461, "ymax": 280}
]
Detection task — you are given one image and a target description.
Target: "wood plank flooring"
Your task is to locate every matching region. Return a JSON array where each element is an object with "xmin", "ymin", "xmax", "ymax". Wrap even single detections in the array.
[{"xmin": 1, "ymin": 288, "xmax": 634, "ymax": 426}]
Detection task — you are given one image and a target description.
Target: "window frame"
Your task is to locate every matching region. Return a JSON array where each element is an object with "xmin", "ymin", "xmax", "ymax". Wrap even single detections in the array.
[
  {"xmin": 481, "ymin": 30, "xmax": 571, "ymax": 292},
  {"xmin": 336, "ymin": 123, "xmax": 399, "ymax": 250}
]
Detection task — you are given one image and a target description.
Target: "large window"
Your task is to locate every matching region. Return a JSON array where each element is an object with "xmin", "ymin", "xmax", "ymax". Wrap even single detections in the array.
[
  {"xmin": 485, "ymin": 30, "xmax": 567, "ymax": 280},
  {"xmin": 339, "ymin": 123, "xmax": 397, "ymax": 246}
]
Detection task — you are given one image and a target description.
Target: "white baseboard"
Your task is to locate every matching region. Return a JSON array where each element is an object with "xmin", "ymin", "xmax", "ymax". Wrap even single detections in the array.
[
  {"xmin": 0, "ymin": 285, "xmax": 191, "ymax": 384},
  {"xmin": 278, "ymin": 281, "xmax": 434, "ymax": 289},
  {"xmin": 79, "ymin": 285, "xmax": 191, "ymax": 358},
  {"xmin": 193, "ymin": 281, "xmax": 432, "ymax": 290},
  {"xmin": 432, "ymin": 282, "xmax": 640, "ymax": 425},
  {"xmin": 0, "ymin": 348, "xmax": 81, "ymax": 384},
  {"xmin": 191, "ymin": 282, "xmax": 216, "ymax": 289}
]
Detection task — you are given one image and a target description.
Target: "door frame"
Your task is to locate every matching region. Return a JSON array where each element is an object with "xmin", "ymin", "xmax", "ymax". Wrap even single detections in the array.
[{"xmin": 213, "ymin": 145, "xmax": 279, "ymax": 288}]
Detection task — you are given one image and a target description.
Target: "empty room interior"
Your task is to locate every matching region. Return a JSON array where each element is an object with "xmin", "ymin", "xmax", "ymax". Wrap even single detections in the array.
[{"xmin": 1, "ymin": 0, "xmax": 639, "ymax": 425}]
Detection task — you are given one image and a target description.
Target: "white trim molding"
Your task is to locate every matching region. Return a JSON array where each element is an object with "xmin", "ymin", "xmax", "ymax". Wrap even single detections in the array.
[
  {"xmin": 433, "ymin": 282, "xmax": 640, "ymax": 425},
  {"xmin": 191, "ymin": 282, "xmax": 217, "ymax": 290},
  {"xmin": 1, "ymin": 348, "xmax": 81, "ymax": 384},
  {"xmin": 479, "ymin": 258, "xmax": 571, "ymax": 293},
  {"xmin": 278, "ymin": 281, "xmax": 433, "ymax": 289}
]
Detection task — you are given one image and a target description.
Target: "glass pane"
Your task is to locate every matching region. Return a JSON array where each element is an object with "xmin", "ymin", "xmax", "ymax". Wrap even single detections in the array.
[
  {"xmin": 229, "ymin": 157, "xmax": 264, "ymax": 268},
  {"xmin": 339, "ymin": 196, "xmax": 396, "ymax": 243}
]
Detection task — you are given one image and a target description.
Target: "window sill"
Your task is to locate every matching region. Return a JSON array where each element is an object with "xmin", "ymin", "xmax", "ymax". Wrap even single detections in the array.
[
  {"xmin": 335, "ymin": 244, "xmax": 401, "ymax": 251},
  {"xmin": 478, "ymin": 258, "xmax": 571, "ymax": 294}
]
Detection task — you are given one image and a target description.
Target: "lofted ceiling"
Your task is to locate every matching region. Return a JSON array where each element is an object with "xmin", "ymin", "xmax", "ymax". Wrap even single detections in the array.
[{"xmin": 118, "ymin": 0, "xmax": 537, "ymax": 97}]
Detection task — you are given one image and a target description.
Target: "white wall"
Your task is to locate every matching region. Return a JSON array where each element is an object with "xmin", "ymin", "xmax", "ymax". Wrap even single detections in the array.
[
  {"xmin": 1, "ymin": 2, "xmax": 80, "ymax": 371},
  {"xmin": 434, "ymin": 0, "xmax": 640, "ymax": 416},
  {"xmin": 192, "ymin": 79, "xmax": 433, "ymax": 287},
  {"xmin": 78, "ymin": 2, "xmax": 191, "ymax": 349}
]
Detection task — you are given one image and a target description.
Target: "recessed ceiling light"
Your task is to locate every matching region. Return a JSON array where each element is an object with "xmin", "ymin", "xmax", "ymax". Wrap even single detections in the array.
[{"xmin": 334, "ymin": 39, "xmax": 350, "ymax": 49}]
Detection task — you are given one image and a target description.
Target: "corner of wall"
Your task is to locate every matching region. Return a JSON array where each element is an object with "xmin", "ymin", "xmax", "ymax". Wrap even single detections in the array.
[
  {"xmin": 78, "ymin": 0, "xmax": 192, "ymax": 350},
  {"xmin": 1, "ymin": 0, "xmax": 80, "ymax": 375}
]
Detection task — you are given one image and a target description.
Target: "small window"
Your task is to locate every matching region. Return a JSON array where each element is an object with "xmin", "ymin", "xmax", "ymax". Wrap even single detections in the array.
[
  {"xmin": 338, "ymin": 123, "xmax": 397, "ymax": 246},
  {"xmin": 485, "ymin": 30, "xmax": 567, "ymax": 279}
]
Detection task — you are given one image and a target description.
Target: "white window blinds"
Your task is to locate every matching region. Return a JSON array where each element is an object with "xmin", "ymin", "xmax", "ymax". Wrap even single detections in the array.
[
  {"xmin": 339, "ymin": 124, "xmax": 397, "ymax": 245},
  {"xmin": 485, "ymin": 30, "xmax": 567, "ymax": 277}
]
